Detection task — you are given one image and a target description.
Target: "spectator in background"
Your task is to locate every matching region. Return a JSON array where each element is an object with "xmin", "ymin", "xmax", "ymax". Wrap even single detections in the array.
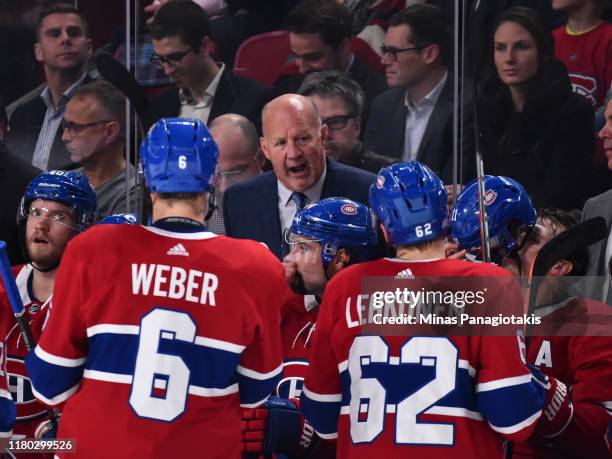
[
  {"xmin": 0, "ymin": 97, "xmax": 41, "ymax": 265},
  {"xmin": 62, "ymin": 81, "xmax": 138, "ymax": 220},
  {"xmin": 277, "ymin": 0, "xmax": 387, "ymax": 115},
  {"xmin": 5, "ymin": 4, "xmax": 92, "ymax": 171},
  {"xmin": 479, "ymin": 6, "xmax": 594, "ymax": 210},
  {"xmin": 145, "ymin": 0, "xmax": 276, "ymax": 131},
  {"xmin": 364, "ymin": 4, "xmax": 475, "ymax": 184},
  {"xmin": 552, "ymin": 0, "xmax": 612, "ymax": 197},
  {"xmin": 299, "ymin": 70, "xmax": 393, "ymax": 173},
  {"xmin": 552, "ymin": 0, "xmax": 611, "ymax": 111},
  {"xmin": 207, "ymin": 114, "xmax": 263, "ymax": 234},
  {"xmin": 223, "ymin": 94, "xmax": 375, "ymax": 259},
  {"xmin": 581, "ymin": 97, "xmax": 612, "ymax": 305}
]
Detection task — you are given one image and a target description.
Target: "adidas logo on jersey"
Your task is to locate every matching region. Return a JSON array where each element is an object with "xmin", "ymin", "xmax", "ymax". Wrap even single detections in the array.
[
  {"xmin": 167, "ymin": 243, "xmax": 189, "ymax": 257},
  {"xmin": 394, "ymin": 268, "xmax": 414, "ymax": 279}
]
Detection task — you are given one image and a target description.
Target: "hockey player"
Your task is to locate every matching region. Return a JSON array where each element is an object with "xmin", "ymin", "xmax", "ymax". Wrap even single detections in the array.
[
  {"xmin": 300, "ymin": 161, "xmax": 570, "ymax": 457},
  {"xmin": 242, "ymin": 198, "xmax": 378, "ymax": 457},
  {"xmin": 451, "ymin": 185, "xmax": 612, "ymax": 457},
  {"xmin": 0, "ymin": 170, "xmax": 96, "ymax": 454},
  {"xmin": 449, "ymin": 175, "xmax": 537, "ymax": 269},
  {"xmin": 25, "ymin": 118, "xmax": 287, "ymax": 459}
]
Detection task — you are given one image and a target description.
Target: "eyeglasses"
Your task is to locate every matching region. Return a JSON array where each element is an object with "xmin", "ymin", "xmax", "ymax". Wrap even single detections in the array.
[
  {"xmin": 150, "ymin": 47, "xmax": 193, "ymax": 69},
  {"xmin": 380, "ymin": 44, "xmax": 431, "ymax": 61},
  {"xmin": 322, "ymin": 115, "xmax": 355, "ymax": 131},
  {"xmin": 62, "ymin": 119, "xmax": 112, "ymax": 136}
]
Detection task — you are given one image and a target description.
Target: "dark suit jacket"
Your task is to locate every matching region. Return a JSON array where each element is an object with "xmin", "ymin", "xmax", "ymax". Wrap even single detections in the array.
[
  {"xmin": 581, "ymin": 188, "xmax": 612, "ymax": 305},
  {"xmin": 5, "ymin": 75, "xmax": 94, "ymax": 171},
  {"xmin": 364, "ymin": 77, "xmax": 475, "ymax": 184},
  {"xmin": 223, "ymin": 158, "xmax": 376, "ymax": 258},
  {"xmin": 275, "ymin": 55, "xmax": 387, "ymax": 117},
  {"xmin": 144, "ymin": 69, "xmax": 277, "ymax": 131},
  {"xmin": 0, "ymin": 144, "xmax": 41, "ymax": 265}
]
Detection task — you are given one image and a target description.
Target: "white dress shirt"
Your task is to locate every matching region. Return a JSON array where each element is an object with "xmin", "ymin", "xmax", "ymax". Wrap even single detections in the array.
[
  {"xmin": 277, "ymin": 166, "xmax": 327, "ymax": 237},
  {"xmin": 402, "ymin": 71, "xmax": 448, "ymax": 162},
  {"xmin": 179, "ymin": 63, "xmax": 225, "ymax": 124}
]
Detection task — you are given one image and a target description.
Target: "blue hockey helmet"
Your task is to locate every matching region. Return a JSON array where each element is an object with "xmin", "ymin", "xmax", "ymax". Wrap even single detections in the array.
[
  {"xmin": 369, "ymin": 161, "xmax": 447, "ymax": 246},
  {"xmin": 18, "ymin": 170, "xmax": 98, "ymax": 232},
  {"xmin": 98, "ymin": 213, "xmax": 139, "ymax": 225},
  {"xmin": 288, "ymin": 197, "xmax": 378, "ymax": 265},
  {"xmin": 140, "ymin": 118, "xmax": 218, "ymax": 193},
  {"xmin": 450, "ymin": 175, "xmax": 536, "ymax": 255}
]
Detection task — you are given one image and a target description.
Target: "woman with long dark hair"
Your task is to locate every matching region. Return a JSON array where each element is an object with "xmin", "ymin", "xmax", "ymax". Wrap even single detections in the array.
[{"xmin": 479, "ymin": 6, "xmax": 595, "ymax": 210}]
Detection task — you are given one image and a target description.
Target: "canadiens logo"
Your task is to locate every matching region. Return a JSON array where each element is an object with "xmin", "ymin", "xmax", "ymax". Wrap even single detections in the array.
[
  {"xmin": 484, "ymin": 190, "xmax": 497, "ymax": 205},
  {"xmin": 340, "ymin": 204, "xmax": 357, "ymax": 216},
  {"xmin": 376, "ymin": 175, "xmax": 385, "ymax": 189}
]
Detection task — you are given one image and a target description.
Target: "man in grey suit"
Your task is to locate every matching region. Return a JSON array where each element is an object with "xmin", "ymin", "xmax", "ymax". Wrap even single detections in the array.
[
  {"xmin": 224, "ymin": 94, "xmax": 376, "ymax": 259},
  {"xmin": 364, "ymin": 4, "xmax": 475, "ymax": 184},
  {"xmin": 582, "ymin": 98, "xmax": 612, "ymax": 305}
]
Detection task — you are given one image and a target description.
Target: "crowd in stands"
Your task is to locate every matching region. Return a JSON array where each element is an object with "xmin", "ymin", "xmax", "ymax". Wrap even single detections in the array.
[{"xmin": 0, "ymin": 0, "xmax": 610, "ymax": 284}]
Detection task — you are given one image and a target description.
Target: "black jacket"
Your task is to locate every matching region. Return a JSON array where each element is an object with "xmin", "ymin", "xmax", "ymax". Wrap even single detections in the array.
[
  {"xmin": 478, "ymin": 59, "xmax": 594, "ymax": 210},
  {"xmin": 144, "ymin": 69, "xmax": 276, "ymax": 132}
]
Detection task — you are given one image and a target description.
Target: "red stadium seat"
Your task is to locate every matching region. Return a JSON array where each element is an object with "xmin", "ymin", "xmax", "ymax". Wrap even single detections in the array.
[{"xmin": 233, "ymin": 31, "xmax": 292, "ymax": 86}]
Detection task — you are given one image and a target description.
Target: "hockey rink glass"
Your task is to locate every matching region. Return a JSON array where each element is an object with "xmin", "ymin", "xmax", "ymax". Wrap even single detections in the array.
[{"xmin": 21, "ymin": 199, "xmax": 80, "ymax": 231}]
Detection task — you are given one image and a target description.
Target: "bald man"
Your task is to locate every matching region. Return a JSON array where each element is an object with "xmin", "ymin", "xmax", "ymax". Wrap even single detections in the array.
[
  {"xmin": 207, "ymin": 114, "xmax": 263, "ymax": 234},
  {"xmin": 223, "ymin": 94, "xmax": 376, "ymax": 258}
]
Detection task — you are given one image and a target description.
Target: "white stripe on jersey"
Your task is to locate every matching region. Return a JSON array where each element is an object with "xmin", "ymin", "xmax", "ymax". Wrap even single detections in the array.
[
  {"xmin": 31, "ymin": 381, "xmax": 80, "ymax": 406},
  {"xmin": 83, "ymin": 369, "xmax": 132, "ymax": 384},
  {"xmin": 488, "ymin": 410, "xmax": 541, "ymax": 434},
  {"xmin": 0, "ymin": 388, "xmax": 11, "ymax": 400},
  {"xmin": 476, "ymin": 374, "xmax": 532, "ymax": 392},
  {"xmin": 458, "ymin": 359, "xmax": 476, "ymax": 378},
  {"xmin": 189, "ymin": 383, "xmax": 239, "ymax": 397},
  {"xmin": 194, "ymin": 336, "xmax": 245, "ymax": 354},
  {"xmin": 142, "ymin": 226, "xmax": 218, "ymax": 240},
  {"xmin": 339, "ymin": 405, "xmax": 484, "ymax": 421},
  {"xmin": 338, "ymin": 360, "xmax": 348, "ymax": 373},
  {"xmin": 236, "ymin": 364, "xmax": 283, "ymax": 380},
  {"xmin": 34, "ymin": 346, "xmax": 86, "ymax": 367},
  {"xmin": 87, "ymin": 324, "xmax": 140, "ymax": 337},
  {"xmin": 302, "ymin": 385, "xmax": 342, "ymax": 403}
]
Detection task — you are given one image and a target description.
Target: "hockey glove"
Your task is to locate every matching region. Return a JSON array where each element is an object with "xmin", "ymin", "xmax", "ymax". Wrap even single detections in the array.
[{"xmin": 529, "ymin": 364, "xmax": 573, "ymax": 438}]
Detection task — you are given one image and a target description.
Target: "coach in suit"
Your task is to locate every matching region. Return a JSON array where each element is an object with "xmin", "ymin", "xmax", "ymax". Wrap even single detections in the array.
[
  {"xmin": 581, "ymin": 98, "xmax": 612, "ymax": 305},
  {"xmin": 144, "ymin": 0, "xmax": 275, "ymax": 131},
  {"xmin": 224, "ymin": 94, "xmax": 375, "ymax": 259},
  {"xmin": 364, "ymin": 5, "xmax": 475, "ymax": 184}
]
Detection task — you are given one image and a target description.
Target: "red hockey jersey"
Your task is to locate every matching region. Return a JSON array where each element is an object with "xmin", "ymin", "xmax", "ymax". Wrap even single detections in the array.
[
  {"xmin": 302, "ymin": 257, "xmax": 547, "ymax": 458},
  {"xmin": 514, "ymin": 297, "xmax": 612, "ymax": 458},
  {"xmin": 26, "ymin": 224, "xmax": 286, "ymax": 459},
  {"xmin": 0, "ymin": 264, "xmax": 53, "ymax": 454},
  {"xmin": 553, "ymin": 22, "xmax": 612, "ymax": 108}
]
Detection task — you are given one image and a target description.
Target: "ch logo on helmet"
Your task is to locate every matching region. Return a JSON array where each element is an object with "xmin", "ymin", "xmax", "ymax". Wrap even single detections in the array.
[
  {"xmin": 376, "ymin": 175, "xmax": 385, "ymax": 189},
  {"xmin": 341, "ymin": 204, "xmax": 357, "ymax": 215},
  {"xmin": 484, "ymin": 190, "xmax": 497, "ymax": 205}
]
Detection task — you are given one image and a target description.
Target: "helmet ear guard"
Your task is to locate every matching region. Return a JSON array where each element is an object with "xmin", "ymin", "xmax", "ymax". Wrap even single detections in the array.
[{"xmin": 369, "ymin": 161, "xmax": 448, "ymax": 247}]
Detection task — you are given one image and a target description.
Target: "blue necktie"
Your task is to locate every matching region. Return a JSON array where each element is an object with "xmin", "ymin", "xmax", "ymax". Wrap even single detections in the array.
[{"xmin": 291, "ymin": 191, "xmax": 307, "ymax": 210}]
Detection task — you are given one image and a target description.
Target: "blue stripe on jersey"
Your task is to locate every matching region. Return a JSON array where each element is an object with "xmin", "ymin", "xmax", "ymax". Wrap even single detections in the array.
[
  {"xmin": 477, "ymin": 380, "xmax": 545, "ymax": 430},
  {"xmin": 301, "ymin": 386, "xmax": 341, "ymax": 437},
  {"xmin": 87, "ymin": 333, "xmax": 241, "ymax": 391},
  {"xmin": 0, "ymin": 395, "xmax": 15, "ymax": 434},
  {"xmin": 339, "ymin": 365, "xmax": 479, "ymax": 413},
  {"xmin": 25, "ymin": 350, "xmax": 84, "ymax": 404},
  {"xmin": 237, "ymin": 366, "xmax": 283, "ymax": 407}
]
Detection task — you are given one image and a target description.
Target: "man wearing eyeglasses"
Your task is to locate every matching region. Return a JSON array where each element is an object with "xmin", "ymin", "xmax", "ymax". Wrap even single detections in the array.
[
  {"xmin": 145, "ymin": 1, "xmax": 276, "ymax": 132},
  {"xmin": 207, "ymin": 114, "xmax": 264, "ymax": 234},
  {"xmin": 364, "ymin": 4, "xmax": 475, "ymax": 184},
  {"xmin": 61, "ymin": 81, "xmax": 139, "ymax": 221},
  {"xmin": 299, "ymin": 70, "xmax": 395, "ymax": 173},
  {"xmin": 5, "ymin": 4, "xmax": 93, "ymax": 171}
]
